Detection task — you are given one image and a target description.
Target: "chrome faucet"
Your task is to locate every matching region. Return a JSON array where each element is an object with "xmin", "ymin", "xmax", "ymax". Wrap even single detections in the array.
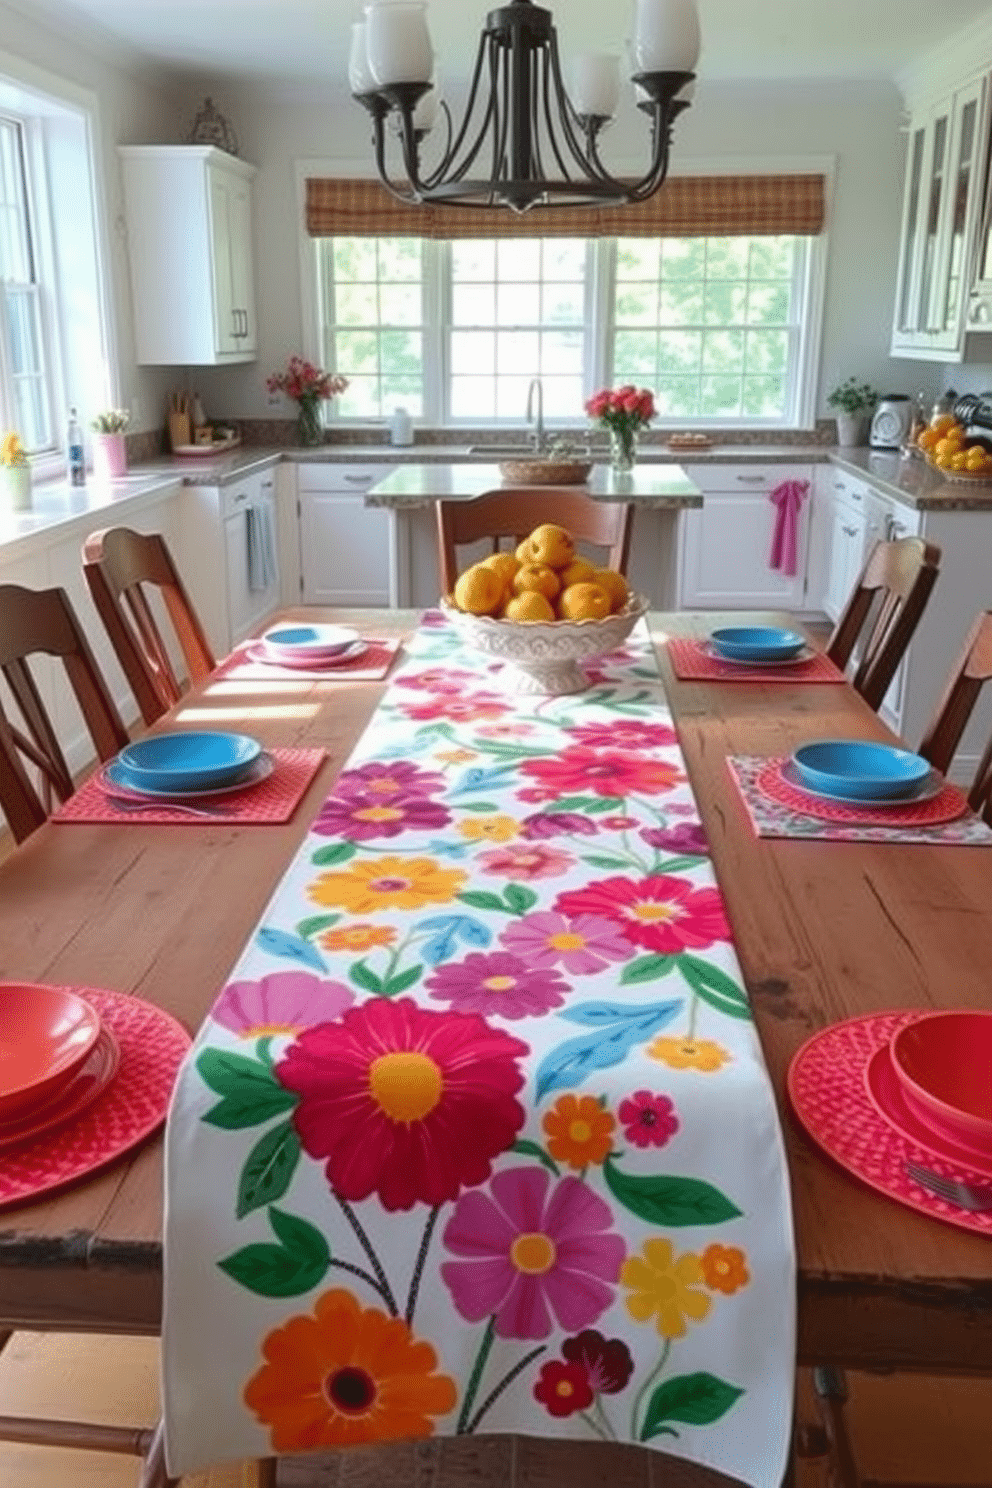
[{"xmin": 526, "ymin": 377, "xmax": 544, "ymax": 453}]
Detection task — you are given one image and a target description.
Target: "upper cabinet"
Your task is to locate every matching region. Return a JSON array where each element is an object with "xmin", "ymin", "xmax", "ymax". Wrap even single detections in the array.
[
  {"xmin": 119, "ymin": 145, "xmax": 258, "ymax": 366},
  {"xmin": 891, "ymin": 74, "xmax": 991, "ymax": 360},
  {"xmin": 967, "ymin": 139, "xmax": 992, "ymax": 331}
]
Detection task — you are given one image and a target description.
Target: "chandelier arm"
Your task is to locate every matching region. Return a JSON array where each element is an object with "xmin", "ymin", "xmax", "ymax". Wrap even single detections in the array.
[
  {"xmin": 528, "ymin": 48, "xmax": 547, "ymax": 183},
  {"xmin": 370, "ymin": 111, "xmax": 427, "ymax": 205},
  {"xmin": 489, "ymin": 44, "xmax": 512, "ymax": 199},
  {"xmin": 427, "ymin": 29, "xmax": 493, "ymax": 185},
  {"xmin": 545, "ymin": 33, "xmax": 608, "ymax": 181},
  {"xmin": 418, "ymin": 101, "xmax": 455, "ymax": 191},
  {"xmin": 434, "ymin": 36, "xmax": 503, "ymax": 191},
  {"xmin": 623, "ymin": 113, "xmax": 676, "ymax": 202}
]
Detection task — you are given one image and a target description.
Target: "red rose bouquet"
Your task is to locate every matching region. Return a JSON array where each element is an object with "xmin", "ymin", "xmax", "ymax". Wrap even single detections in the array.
[
  {"xmin": 585, "ymin": 385, "xmax": 655, "ymax": 470},
  {"xmin": 266, "ymin": 357, "xmax": 348, "ymax": 446}
]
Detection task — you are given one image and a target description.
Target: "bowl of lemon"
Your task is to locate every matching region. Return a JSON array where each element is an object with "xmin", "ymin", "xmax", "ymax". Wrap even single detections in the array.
[
  {"xmin": 440, "ymin": 522, "xmax": 648, "ymax": 694},
  {"xmin": 916, "ymin": 415, "xmax": 992, "ymax": 482}
]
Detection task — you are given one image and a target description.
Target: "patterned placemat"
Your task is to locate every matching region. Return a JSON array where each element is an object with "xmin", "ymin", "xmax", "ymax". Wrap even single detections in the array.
[
  {"xmin": 212, "ymin": 637, "xmax": 401, "ymax": 683},
  {"xmin": 727, "ymin": 755, "xmax": 992, "ymax": 844},
  {"xmin": 0, "ymin": 988, "xmax": 191, "ymax": 1210},
  {"xmin": 53, "ymin": 748, "xmax": 327, "ymax": 826},
  {"xmin": 788, "ymin": 1012, "xmax": 992, "ymax": 1237},
  {"xmin": 667, "ymin": 637, "xmax": 845, "ymax": 683}
]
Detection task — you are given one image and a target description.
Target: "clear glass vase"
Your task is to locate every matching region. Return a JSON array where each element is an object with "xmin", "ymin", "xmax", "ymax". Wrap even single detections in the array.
[
  {"xmin": 296, "ymin": 396, "xmax": 324, "ymax": 448},
  {"xmin": 609, "ymin": 424, "xmax": 639, "ymax": 473}
]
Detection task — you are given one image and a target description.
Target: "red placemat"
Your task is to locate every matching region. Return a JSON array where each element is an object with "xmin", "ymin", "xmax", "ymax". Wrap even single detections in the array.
[
  {"xmin": 667, "ymin": 637, "xmax": 845, "ymax": 683},
  {"xmin": 212, "ymin": 637, "xmax": 401, "ymax": 683},
  {"xmin": 53, "ymin": 748, "xmax": 326, "ymax": 826},
  {"xmin": 788, "ymin": 1012, "xmax": 992, "ymax": 1237},
  {"xmin": 756, "ymin": 757, "xmax": 967, "ymax": 826},
  {"xmin": 0, "ymin": 988, "xmax": 190, "ymax": 1210}
]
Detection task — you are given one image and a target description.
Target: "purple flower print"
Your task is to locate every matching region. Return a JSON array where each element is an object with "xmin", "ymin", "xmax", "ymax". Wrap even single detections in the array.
[
  {"xmin": 499, "ymin": 912, "xmax": 632, "ymax": 975},
  {"xmin": 394, "ymin": 668, "xmax": 471, "ymax": 693},
  {"xmin": 641, "ymin": 822, "xmax": 709, "ymax": 856},
  {"xmin": 441, "ymin": 1166, "xmax": 625, "ymax": 1340},
  {"xmin": 332, "ymin": 760, "xmax": 446, "ymax": 801},
  {"xmin": 521, "ymin": 812, "xmax": 598, "ymax": 840},
  {"xmin": 425, "ymin": 950, "xmax": 570, "ymax": 1019},
  {"xmin": 313, "ymin": 791, "xmax": 452, "ymax": 841},
  {"xmin": 212, "ymin": 971, "xmax": 354, "ymax": 1038},
  {"xmin": 477, "ymin": 843, "xmax": 575, "ymax": 880}
]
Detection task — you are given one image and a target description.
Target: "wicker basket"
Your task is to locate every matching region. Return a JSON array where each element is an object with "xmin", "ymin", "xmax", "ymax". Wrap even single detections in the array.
[
  {"xmin": 499, "ymin": 459, "xmax": 592, "ymax": 486},
  {"xmin": 924, "ymin": 455, "xmax": 992, "ymax": 485}
]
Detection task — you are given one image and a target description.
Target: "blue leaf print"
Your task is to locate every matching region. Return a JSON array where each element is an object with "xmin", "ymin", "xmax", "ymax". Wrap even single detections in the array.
[
  {"xmin": 425, "ymin": 838, "xmax": 473, "ymax": 860},
  {"xmin": 255, "ymin": 927, "xmax": 328, "ymax": 973},
  {"xmin": 535, "ymin": 1001, "xmax": 682, "ymax": 1102},
  {"xmin": 417, "ymin": 913, "xmax": 492, "ymax": 966},
  {"xmin": 449, "ymin": 764, "xmax": 518, "ymax": 796},
  {"xmin": 561, "ymin": 998, "xmax": 682, "ymax": 1028}
]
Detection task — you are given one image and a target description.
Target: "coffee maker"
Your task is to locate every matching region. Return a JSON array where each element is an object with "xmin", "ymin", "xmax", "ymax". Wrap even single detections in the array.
[{"xmin": 869, "ymin": 395, "xmax": 913, "ymax": 449}]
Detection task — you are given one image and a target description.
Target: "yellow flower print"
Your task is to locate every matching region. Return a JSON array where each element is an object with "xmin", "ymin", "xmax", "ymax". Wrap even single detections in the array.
[
  {"xmin": 320, "ymin": 923, "xmax": 398, "ymax": 953},
  {"xmin": 647, "ymin": 1036, "xmax": 730, "ymax": 1073},
  {"xmin": 542, "ymin": 1094, "xmax": 615, "ymax": 1170},
  {"xmin": 309, "ymin": 857, "xmax": 467, "ymax": 914},
  {"xmin": 458, "ymin": 815, "xmax": 520, "ymax": 843},
  {"xmin": 701, "ymin": 1244, "xmax": 750, "ymax": 1295},
  {"xmin": 621, "ymin": 1239, "xmax": 711, "ymax": 1338},
  {"xmin": 436, "ymin": 749, "xmax": 477, "ymax": 764}
]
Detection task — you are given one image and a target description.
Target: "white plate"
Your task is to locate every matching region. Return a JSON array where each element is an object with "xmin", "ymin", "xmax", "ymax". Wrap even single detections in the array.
[
  {"xmin": 261, "ymin": 624, "xmax": 360, "ymax": 658},
  {"xmin": 100, "ymin": 752, "xmax": 275, "ymax": 801},
  {"xmin": 704, "ymin": 642, "xmax": 816, "ymax": 668},
  {"xmin": 248, "ymin": 639, "xmax": 368, "ymax": 670},
  {"xmin": 781, "ymin": 758, "xmax": 945, "ymax": 807}
]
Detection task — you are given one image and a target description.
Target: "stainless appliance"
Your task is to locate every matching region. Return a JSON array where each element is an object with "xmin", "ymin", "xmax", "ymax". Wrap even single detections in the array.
[{"xmin": 870, "ymin": 394, "xmax": 913, "ymax": 449}]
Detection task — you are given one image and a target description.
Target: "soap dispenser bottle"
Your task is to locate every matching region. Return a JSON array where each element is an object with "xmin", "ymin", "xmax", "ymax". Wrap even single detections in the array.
[{"xmin": 390, "ymin": 407, "xmax": 413, "ymax": 446}]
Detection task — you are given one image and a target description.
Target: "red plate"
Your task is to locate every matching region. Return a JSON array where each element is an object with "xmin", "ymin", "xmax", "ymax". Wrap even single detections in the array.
[
  {"xmin": 0, "ymin": 983, "xmax": 102, "ymax": 1118},
  {"xmin": 787, "ymin": 1011, "xmax": 992, "ymax": 1237},
  {"xmin": 865, "ymin": 1042, "xmax": 992, "ymax": 1179},
  {"xmin": 890, "ymin": 1011, "xmax": 992, "ymax": 1154},
  {"xmin": 0, "ymin": 989, "xmax": 190, "ymax": 1211},
  {"xmin": 0, "ymin": 1028, "xmax": 119, "ymax": 1151}
]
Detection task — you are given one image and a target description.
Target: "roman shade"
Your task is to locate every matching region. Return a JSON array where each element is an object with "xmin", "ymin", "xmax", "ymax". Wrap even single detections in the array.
[{"xmin": 305, "ymin": 173, "xmax": 825, "ymax": 239}]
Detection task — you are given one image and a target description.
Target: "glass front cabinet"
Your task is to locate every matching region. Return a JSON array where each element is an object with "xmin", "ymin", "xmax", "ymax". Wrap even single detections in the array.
[{"xmin": 891, "ymin": 74, "xmax": 991, "ymax": 360}]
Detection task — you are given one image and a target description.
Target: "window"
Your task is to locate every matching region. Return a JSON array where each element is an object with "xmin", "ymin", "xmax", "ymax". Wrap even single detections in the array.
[
  {"xmin": 0, "ymin": 116, "xmax": 53, "ymax": 454},
  {"xmin": 317, "ymin": 231, "xmax": 815, "ymax": 428}
]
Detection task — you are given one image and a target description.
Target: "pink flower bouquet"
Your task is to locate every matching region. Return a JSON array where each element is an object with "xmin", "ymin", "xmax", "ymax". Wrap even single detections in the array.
[
  {"xmin": 267, "ymin": 356, "xmax": 348, "ymax": 446},
  {"xmin": 585, "ymin": 384, "xmax": 655, "ymax": 470}
]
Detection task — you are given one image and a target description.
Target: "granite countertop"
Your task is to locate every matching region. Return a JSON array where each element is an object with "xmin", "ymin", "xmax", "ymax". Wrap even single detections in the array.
[
  {"xmin": 362, "ymin": 462, "xmax": 703, "ymax": 510},
  {"xmin": 830, "ymin": 448, "xmax": 992, "ymax": 511}
]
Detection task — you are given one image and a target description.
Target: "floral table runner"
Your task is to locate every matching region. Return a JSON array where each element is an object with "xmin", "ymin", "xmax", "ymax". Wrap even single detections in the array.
[{"xmin": 163, "ymin": 616, "xmax": 796, "ymax": 1488}]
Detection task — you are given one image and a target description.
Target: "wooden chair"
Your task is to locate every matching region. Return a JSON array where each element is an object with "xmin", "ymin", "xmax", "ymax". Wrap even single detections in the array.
[
  {"xmin": 826, "ymin": 536, "xmax": 942, "ymax": 711},
  {"xmin": 82, "ymin": 526, "xmax": 216, "ymax": 726},
  {"xmin": 0, "ymin": 583, "xmax": 130, "ymax": 843},
  {"xmin": 436, "ymin": 488, "xmax": 634, "ymax": 593},
  {"xmin": 918, "ymin": 609, "xmax": 992, "ymax": 823}
]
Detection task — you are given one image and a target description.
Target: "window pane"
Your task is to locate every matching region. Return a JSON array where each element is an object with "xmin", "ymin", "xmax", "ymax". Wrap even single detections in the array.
[
  {"xmin": 451, "ymin": 330, "xmax": 494, "ymax": 375},
  {"xmin": 451, "ymin": 376, "xmax": 495, "ymax": 418},
  {"xmin": 323, "ymin": 236, "xmax": 424, "ymax": 418}
]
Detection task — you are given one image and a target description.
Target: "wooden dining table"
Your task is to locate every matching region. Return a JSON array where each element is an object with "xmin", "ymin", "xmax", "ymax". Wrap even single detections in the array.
[{"xmin": 2, "ymin": 605, "xmax": 991, "ymax": 1483}]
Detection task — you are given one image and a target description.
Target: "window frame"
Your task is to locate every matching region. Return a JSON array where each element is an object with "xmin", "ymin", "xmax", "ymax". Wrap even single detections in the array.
[{"xmin": 0, "ymin": 111, "xmax": 58, "ymax": 457}]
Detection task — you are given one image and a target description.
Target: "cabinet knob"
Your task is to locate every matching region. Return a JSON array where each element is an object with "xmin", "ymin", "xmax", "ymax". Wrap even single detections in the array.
[{"xmin": 842, "ymin": 524, "xmax": 859, "ymax": 537}]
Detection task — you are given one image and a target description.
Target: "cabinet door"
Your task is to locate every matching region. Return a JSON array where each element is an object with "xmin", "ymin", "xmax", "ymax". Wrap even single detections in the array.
[
  {"xmin": 679, "ymin": 491, "xmax": 811, "ymax": 609},
  {"xmin": 823, "ymin": 500, "xmax": 865, "ymax": 622},
  {"xmin": 299, "ymin": 492, "xmax": 396, "ymax": 606},
  {"xmin": 208, "ymin": 169, "xmax": 239, "ymax": 355},
  {"xmin": 227, "ymin": 175, "xmax": 257, "ymax": 354},
  {"xmin": 933, "ymin": 78, "xmax": 988, "ymax": 345}
]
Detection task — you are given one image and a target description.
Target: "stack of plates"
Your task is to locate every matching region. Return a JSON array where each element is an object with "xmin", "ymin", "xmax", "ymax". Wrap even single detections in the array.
[
  {"xmin": 788, "ymin": 740, "xmax": 937, "ymax": 806},
  {"xmin": 0, "ymin": 984, "xmax": 119, "ymax": 1148},
  {"xmin": 869, "ymin": 1011, "xmax": 992, "ymax": 1176},
  {"xmin": 104, "ymin": 731, "xmax": 271, "ymax": 800},
  {"xmin": 257, "ymin": 624, "xmax": 367, "ymax": 670}
]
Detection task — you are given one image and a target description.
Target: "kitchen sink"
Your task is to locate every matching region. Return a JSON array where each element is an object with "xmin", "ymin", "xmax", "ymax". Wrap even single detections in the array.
[{"xmin": 467, "ymin": 443, "xmax": 540, "ymax": 455}]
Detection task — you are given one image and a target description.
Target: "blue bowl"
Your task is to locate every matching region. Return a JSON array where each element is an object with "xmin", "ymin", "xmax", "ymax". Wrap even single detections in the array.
[
  {"xmin": 710, "ymin": 626, "xmax": 805, "ymax": 662},
  {"xmin": 118, "ymin": 731, "xmax": 261, "ymax": 794},
  {"xmin": 792, "ymin": 740, "xmax": 932, "ymax": 801}
]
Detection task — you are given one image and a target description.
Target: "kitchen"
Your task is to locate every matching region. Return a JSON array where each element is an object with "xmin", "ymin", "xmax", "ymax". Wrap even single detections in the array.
[{"xmin": 4, "ymin": 3, "xmax": 992, "ymax": 1485}]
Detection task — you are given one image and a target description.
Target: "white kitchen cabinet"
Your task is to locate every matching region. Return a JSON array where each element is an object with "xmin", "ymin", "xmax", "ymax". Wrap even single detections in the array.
[
  {"xmin": 119, "ymin": 145, "xmax": 258, "ymax": 365},
  {"xmin": 821, "ymin": 468, "xmax": 868, "ymax": 622},
  {"xmin": 179, "ymin": 466, "xmax": 281, "ymax": 654},
  {"xmin": 296, "ymin": 464, "xmax": 406, "ymax": 607},
  {"xmin": 223, "ymin": 472, "xmax": 280, "ymax": 644},
  {"xmin": 678, "ymin": 464, "xmax": 814, "ymax": 610},
  {"xmin": 891, "ymin": 74, "xmax": 991, "ymax": 359}
]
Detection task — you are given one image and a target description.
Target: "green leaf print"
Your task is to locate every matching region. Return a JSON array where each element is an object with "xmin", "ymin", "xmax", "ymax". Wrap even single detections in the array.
[
  {"xmin": 639, "ymin": 1373, "xmax": 745, "ymax": 1441},
  {"xmin": 197, "ymin": 1049, "xmax": 298, "ymax": 1129},
  {"xmin": 382, "ymin": 964, "xmax": 423, "ymax": 997},
  {"xmin": 503, "ymin": 883, "xmax": 538, "ymax": 915},
  {"xmin": 604, "ymin": 1155, "xmax": 742, "ymax": 1226},
  {"xmin": 545, "ymin": 794, "xmax": 624, "ymax": 814},
  {"xmin": 350, "ymin": 961, "xmax": 384, "ymax": 994},
  {"xmin": 311, "ymin": 841, "xmax": 356, "ymax": 867},
  {"xmin": 236, "ymin": 1119, "xmax": 302, "ymax": 1217},
  {"xmin": 620, "ymin": 953, "xmax": 676, "ymax": 985},
  {"xmin": 218, "ymin": 1205, "xmax": 331, "ymax": 1298},
  {"xmin": 583, "ymin": 854, "xmax": 635, "ymax": 870},
  {"xmin": 295, "ymin": 914, "xmax": 340, "ymax": 939},
  {"xmin": 677, "ymin": 953, "xmax": 752, "ymax": 1020},
  {"xmin": 511, "ymin": 1139, "xmax": 560, "ymax": 1176},
  {"xmin": 457, "ymin": 887, "xmax": 537, "ymax": 916}
]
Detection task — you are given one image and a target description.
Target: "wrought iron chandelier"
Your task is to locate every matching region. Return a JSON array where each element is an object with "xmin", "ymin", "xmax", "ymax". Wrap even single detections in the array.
[{"xmin": 349, "ymin": 0, "xmax": 700, "ymax": 212}]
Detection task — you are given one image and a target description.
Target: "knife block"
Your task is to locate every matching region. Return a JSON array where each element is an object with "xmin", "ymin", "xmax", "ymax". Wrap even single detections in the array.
[{"xmin": 168, "ymin": 413, "xmax": 191, "ymax": 450}]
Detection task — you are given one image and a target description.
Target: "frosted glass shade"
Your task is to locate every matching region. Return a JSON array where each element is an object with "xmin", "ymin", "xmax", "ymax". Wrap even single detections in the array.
[
  {"xmin": 633, "ymin": 0, "xmax": 701, "ymax": 73},
  {"xmin": 364, "ymin": 2, "xmax": 433, "ymax": 87},
  {"xmin": 572, "ymin": 54, "xmax": 621, "ymax": 118},
  {"xmin": 348, "ymin": 23, "xmax": 377, "ymax": 94}
]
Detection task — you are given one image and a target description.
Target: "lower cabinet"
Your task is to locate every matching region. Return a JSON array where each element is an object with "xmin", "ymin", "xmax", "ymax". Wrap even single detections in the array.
[
  {"xmin": 179, "ymin": 465, "xmax": 282, "ymax": 655},
  {"xmin": 678, "ymin": 464, "xmax": 814, "ymax": 610},
  {"xmin": 296, "ymin": 464, "xmax": 405, "ymax": 606}
]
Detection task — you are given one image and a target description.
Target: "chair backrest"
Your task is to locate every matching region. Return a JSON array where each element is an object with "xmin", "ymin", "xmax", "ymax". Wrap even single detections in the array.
[
  {"xmin": 82, "ymin": 526, "xmax": 216, "ymax": 726},
  {"xmin": 436, "ymin": 488, "xmax": 634, "ymax": 594},
  {"xmin": 0, "ymin": 583, "xmax": 130, "ymax": 843},
  {"xmin": 826, "ymin": 535, "xmax": 942, "ymax": 712},
  {"xmin": 918, "ymin": 610, "xmax": 992, "ymax": 823}
]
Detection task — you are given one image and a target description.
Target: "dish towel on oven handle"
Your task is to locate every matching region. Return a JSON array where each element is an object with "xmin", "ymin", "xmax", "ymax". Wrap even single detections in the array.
[
  {"xmin": 162, "ymin": 616, "xmax": 797, "ymax": 1488},
  {"xmin": 768, "ymin": 479, "xmax": 809, "ymax": 577},
  {"xmin": 246, "ymin": 501, "xmax": 277, "ymax": 592}
]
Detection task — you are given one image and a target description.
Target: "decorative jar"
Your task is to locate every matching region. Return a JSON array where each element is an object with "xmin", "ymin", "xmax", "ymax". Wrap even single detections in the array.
[{"xmin": 93, "ymin": 433, "xmax": 128, "ymax": 481}]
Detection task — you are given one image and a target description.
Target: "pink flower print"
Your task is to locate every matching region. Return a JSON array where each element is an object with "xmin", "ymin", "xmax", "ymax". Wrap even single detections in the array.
[
  {"xmin": 570, "ymin": 721, "xmax": 679, "ymax": 751},
  {"xmin": 601, "ymin": 816, "xmax": 639, "ymax": 831},
  {"xmin": 641, "ymin": 823, "xmax": 709, "ymax": 856},
  {"xmin": 618, "ymin": 1090, "xmax": 679, "ymax": 1149},
  {"xmin": 554, "ymin": 874, "xmax": 731, "ymax": 954},
  {"xmin": 425, "ymin": 951, "xmax": 571, "ymax": 1019},
  {"xmin": 395, "ymin": 668, "xmax": 471, "ymax": 693},
  {"xmin": 476, "ymin": 723, "xmax": 533, "ymax": 738},
  {"xmin": 499, "ymin": 912, "xmax": 632, "ymax": 975},
  {"xmin": 401, "ymin": 694, "xmax": 510, "ymax": 724},
  {"xmin": 521, "ymin": 812, "xmax": 598, "ymax": 839},
  {"xmin": 441, "ymin": 1166, "xmax": 625, "ymax": 1340},
  {"xmin": 213, "ymin": 971, "xmax": 354, "ymax": 1038},
  {"xmin": 333, "ymin": 760, "xmax": 446, "ymax": 801},
  {"xmin": 477, "ymin": 843, "xmax": 575, "ymax": 881},
  {"xmin": 519, "ymin": 747, "xmax": 684, "ymax": 802},
  {"xmin": 313, "ymin": 792, "xmax": 451, "ymax": 841}
]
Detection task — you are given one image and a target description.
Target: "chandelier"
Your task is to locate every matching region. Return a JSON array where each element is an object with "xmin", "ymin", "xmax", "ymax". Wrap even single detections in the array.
[{"xmin": 349, "ymin": 0, "xmax": 700, "ymax": 212}]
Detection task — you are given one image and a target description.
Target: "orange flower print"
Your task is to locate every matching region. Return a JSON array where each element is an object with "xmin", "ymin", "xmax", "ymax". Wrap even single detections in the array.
[
  {"xmin": 435, "ymin": 748, "xmax": 478, "ymax": 764},
  {"xmin": 458, "ymin": 815, "xmax": 520, "ymax": 843},
  {"xmin": 243, "ymin": 1289, "xmax": 456, "ymax": 1450},
  {"xmin": 543, "ymin": 1095, "xmax": 615, "ymax": 1170},
  {"xmin": 320, "ymin": 923, "xmax": 398, "ymax": 953},
  {"xmin": 647, "ymin": 1036, "xmax": 730, "ymax": 1073},
  {"xmin": 701, "ymin": 1244, "xmax": 750, "ymax": 1295},
  {"xmin": 308, "ymin": 856, "xmax": 467, "ymax": 914},
  {"xmin": 621, "ymin": 1239, "xmax": 711, "ymax": 1339}
]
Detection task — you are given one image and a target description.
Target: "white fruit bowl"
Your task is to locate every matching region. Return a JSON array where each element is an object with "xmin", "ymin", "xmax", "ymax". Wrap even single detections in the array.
[{"xmin": 439, "ymin": 593, "xmax": 649, "ymax": 695}]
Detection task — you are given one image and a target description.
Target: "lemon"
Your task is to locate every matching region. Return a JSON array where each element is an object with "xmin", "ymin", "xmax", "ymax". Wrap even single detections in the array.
[
  {"xmin": 558, "ymin": 582, "xmax": 611, "ymax": 621},
  {"xmin": 592, "ymin": 567, "xmax": 629, "ymax": 613},
  {"xmin": 513, "ymin": 563, "xmax": 560, "ymax": 601},
  {"xmin": 483, "ymin": 552, "xmax": 520, "ymax": 584},
  {"xmin": 527, "ymin": 524, "xmax": 575, "ymax": 570},
  {"xmin": 453, "ymin": 563, "xmax": 505, "ymax": 615},
  {"xmin": 504, "ymin": 591, "xmax": 556, "ymax": 622},
  {"xmin": 515, "ymin": 538, "xmax": 533, "ymax": 565},
  {"xmin": 558, "ymin": 557, "xmax": 597, "ymax": 588}
]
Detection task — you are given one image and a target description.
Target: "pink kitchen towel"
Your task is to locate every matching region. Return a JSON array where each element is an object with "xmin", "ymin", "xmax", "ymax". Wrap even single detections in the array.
[{"xmin": 768, "ymin": 479, "xmax": 809, "ymax": 577}]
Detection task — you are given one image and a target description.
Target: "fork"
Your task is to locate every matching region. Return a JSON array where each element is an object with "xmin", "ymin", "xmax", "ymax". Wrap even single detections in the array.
[
  {"xmin": 106, "ymin": 794, "xmax": 232, "ymax": 820},
  {"xmin": 903, "ymin": 1161, "xmax": 992, "ymax": 1212}
]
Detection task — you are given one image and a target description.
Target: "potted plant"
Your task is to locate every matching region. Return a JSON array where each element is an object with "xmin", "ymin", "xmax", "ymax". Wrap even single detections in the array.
[
  {"xmin": 90, "ymin": 408, "xmax": 131, "ymax": 480},
  {"xmin": 827, "ymin": 378, "xmax": 878, "ymax": 447},
  {"xmin": 0, "ymin": 431, "xmax": 31, "ymax": 511}
]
